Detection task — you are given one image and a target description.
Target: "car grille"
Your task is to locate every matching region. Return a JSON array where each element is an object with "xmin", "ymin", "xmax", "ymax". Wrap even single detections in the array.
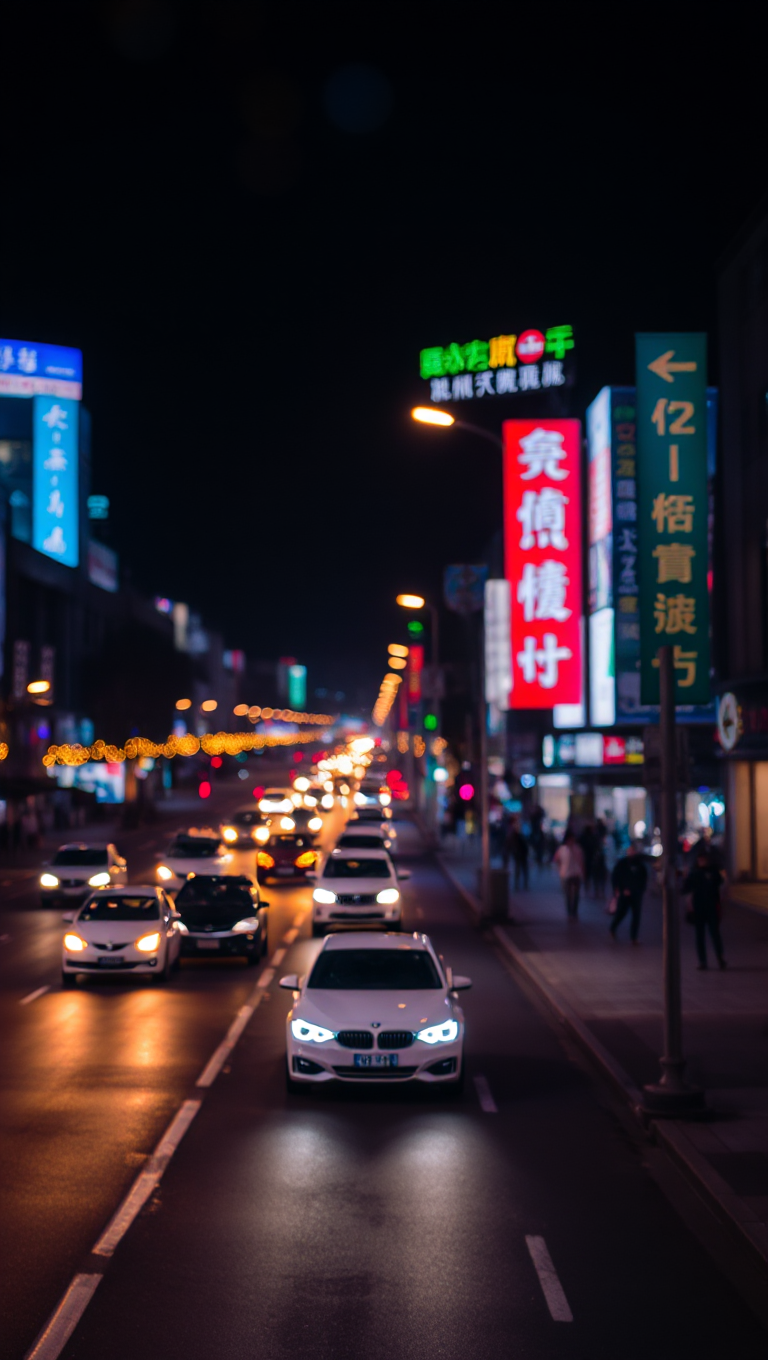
[
  {"xmin": 178, "ymin": 914, "xmax": 240, "ymax": 931},
  {"xmin": 60, "ymin": 880, "xmax": 87, "ymax": 889},
  {"xmin": 377, "ymin": 1031, "xmax": 414, "ymax": 1049},
  {"xmin": 334, "ymin": 894, "xmax": 377, "ymax": 906},
  {"xmin": 336, "ymin": 1031, "xmax": 374, "ymax": 1050},
  {"xmin": 92, "ymin": 943, "xmax": 128, "ymax": 952},
  {"xmin": 329, "ymin": 911, "xmax": 384, "ymax": 920},
  {"xmin": 332, "ymin": 1066, "xmax": 417, "ymax": 1079}
]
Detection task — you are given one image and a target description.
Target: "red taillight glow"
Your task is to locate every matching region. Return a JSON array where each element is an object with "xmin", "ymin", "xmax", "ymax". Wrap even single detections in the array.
[{"xmin": 199, "ymin": 781, "xmax": 211, "ymax": 799}]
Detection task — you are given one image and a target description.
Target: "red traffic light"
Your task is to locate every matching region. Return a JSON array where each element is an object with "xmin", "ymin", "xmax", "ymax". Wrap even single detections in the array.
[{"xmin": 458, "ymin": 783, "xmax": 474, "ymax": 802}]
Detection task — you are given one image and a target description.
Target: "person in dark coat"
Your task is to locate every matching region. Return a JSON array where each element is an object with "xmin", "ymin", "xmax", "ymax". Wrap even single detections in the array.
[
  {"xmin": 683, "ymin": 847, "xmax": 726, "ymax": 970},
  {"xmin": 610, "ymin": 841, "xmax": 648, "ymax": 943},
  {"xmin": 504, "ymin": 820, "xmax": 530, "ymax": 890}
]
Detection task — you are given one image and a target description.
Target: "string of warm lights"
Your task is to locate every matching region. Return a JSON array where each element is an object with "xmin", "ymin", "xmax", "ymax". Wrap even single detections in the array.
[
  {"xmin": 42, "ymin": 729, "xmax": 323, "ymax": 767},
  {"xmin": 232, "ymin": 705, "xmax": 334, "ymax": 725},
  {"xmin": 372, "ymin": 673, "xmax": 401, "ymax": 726}
]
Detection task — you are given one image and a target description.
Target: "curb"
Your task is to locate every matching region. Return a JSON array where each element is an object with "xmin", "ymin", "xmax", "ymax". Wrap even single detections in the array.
[{"xmin": 436, "ymin": 852, "xmax": 768, "ymax": 1280}]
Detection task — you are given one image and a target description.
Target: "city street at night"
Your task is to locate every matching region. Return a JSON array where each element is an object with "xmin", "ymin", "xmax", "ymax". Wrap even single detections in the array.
[{"xmin": 3, "ymin": 7, "xmax": 768, "ymax": 1359}]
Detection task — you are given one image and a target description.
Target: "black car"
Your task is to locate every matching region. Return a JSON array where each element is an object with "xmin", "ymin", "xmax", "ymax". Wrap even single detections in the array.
[
  {"xmin": 174, "ymin": 874, "xmax": 269, "ymax": 964},
  {"xmin": 257, "ymin": 833, "xmax": 318, "ymax": 884},
  {"xmin": 219, "ymin": 807, "xmax": 271, "ymax": 849}
]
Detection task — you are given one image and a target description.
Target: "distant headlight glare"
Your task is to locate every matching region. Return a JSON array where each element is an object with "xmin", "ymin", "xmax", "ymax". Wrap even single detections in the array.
[
  {"xmin": 313, "ymin": 888, "xmax": 336, "ymax": 904},
  {"xmin": 416, "ymin": 1019, "xmax": 459, "ymax": 1045},
  {"xmin": 63, "ymin": 932, "xmax": 87, "ymax": 952},
  {"xmin": 308, "ymin": 817, "xmax": 323, "ymax": 832},
  {"xmin": 222, "ymin": 827, "xmax": 238, "ymax": 843},
  {"xmin": 88, "ymin": 872, "xmax": 110, "ymax": 887},
  {"xmin": 376, "ymin": 888, "xmax": 400, "ymax": 904},
  {"xmin": 253, "ymin": 826, "xmax": 270, "ymax": 843},
  {"xmin": 157, "ymin": 865, "xmax": 173, "ymax": 881},
  {"xmin": 291, "ymin": 1019, "xmax": 335, "ymax": 1043},
  {"xmin": 135, "ymin": 932, "xmax": 161, "ymax": 953},
  {"xmin": 41, "ymin": 873, "xmax": 60, "ymax": 888}
]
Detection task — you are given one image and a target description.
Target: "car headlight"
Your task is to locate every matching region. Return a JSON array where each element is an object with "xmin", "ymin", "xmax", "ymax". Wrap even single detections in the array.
[
  {"xmin": 291, "ymin": 1019, "xmax": 335, "ymax": 1043},
  {"xmin": 157, "ymin": 865, "xmax": 174, "ymax": 881},
  {"xmin": 135, "ymin": 932, "xmax": 161, "ymax": 953},
  {"xmin": 308, "ymin": 817, "xmax": 323, "ymax": 832},
  {"xmin": 257, "ymin": 852, "xmax": 275, "ymax": 869},
  {"xmin": 416, "ymin": 1019, "xmax": 459, "ymax": 1045},
  {"xmin": 232, "ymin": 917, "xmax": 258, "ymax": 933},
  {"xmin": 253, "ymin": 826, "xmax": 270, "ymax": 843},
  {"xmin": 63, "ymin": 932, "xmax": 87, "ymax": 952},
  {"xmin": 88, "ymin": 872, "xmax": 110, "ymax": 887},
  {"xmin": 321, "ymin": 794, "xmax": 334, "ymax": 809},
  {"xmin": 379, "ymin": 792, "xmax": 392, "ymax": 806},
  {"xmin": 280, "ymin": 816, "xmax": 295, "ymax": 831},
  {"xmin": 376, "ymin": 888, "xmax": 400, "ymax": 904},
  {"xmin": 41, "ymin": 873, "xmax": 60, "ymax": 888},
  {"xmin": 222, "ymin": 827, "xmax": 237, "ymax": 843},
  {"xmin": 304, "ymin": 796, "xmax": 318, "ymax": 808},
  {"xmin": 313, "ymin": 888, "xmax": 336, "ymax": 904}
]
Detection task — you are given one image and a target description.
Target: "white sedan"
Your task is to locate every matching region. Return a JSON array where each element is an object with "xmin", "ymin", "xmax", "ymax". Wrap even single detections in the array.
[
  {"xmin": 61, "ymin": 885, "xmax": 182, "ymax": 987},
  {"xmin": 155, "ymin": 832, "xmax": 231, "ymax": 892},
  {"xmin": 310, "ymin": 848, "xmax": 409, "ymax": 936},
  {"xmin": 258, "ymin": 788, "xmax": 295, "ymax": 814},
  {"xmin": 40, "ymin": 842, "xmax": 127, "ymax": 907},
  {"xmin": 281, "ymin": 932, "xmax": 470, "ymax": 1092}
]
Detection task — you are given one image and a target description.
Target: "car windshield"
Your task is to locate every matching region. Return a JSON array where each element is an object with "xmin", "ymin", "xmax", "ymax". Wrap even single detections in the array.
[
  {"xmin": 80, "ymin": 896, "xmax": 159, "ymax": 921},
  {"xmin": 167, "ymin": 836, "xmax": 221, "ymax": 857},
  {"xmin": 322, "ymin": 857, "xmax": 390, "ymax": 879},
  {"xmin": 337, "ymin": 835, "xmax": 385, "ymax": 850},
  {"xmin": 308, "ymin": 949, "xmax": 441, "ymax": 990},
  {"xmin": 53, "ymin": 848, "xmax": 108, "ymax": 866},
  {"xmin": 176, "ymin": 880, "xmax": 255, "ymax": 912},
  {"xmin": 232, "ymin": 812, "xmax": 262, "ymax": 826}
]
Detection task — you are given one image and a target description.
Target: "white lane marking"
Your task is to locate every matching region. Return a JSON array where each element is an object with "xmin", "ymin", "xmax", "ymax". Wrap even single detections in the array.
[
  {"xmin": 20, "ymin": 986, "xmax": 49, "ymax": 1005},
  {"xmin": 473, "ymin": 1075, "xmax": 498, "ymax": 1113},
  {"xmin": 196, "ymin": 1003, "xmax": 258, "ymax": 1088},
  {"xmin": 93, "ymin": 1100, "xmax": 201, "ymax": 1255},
  {"xmin": 24, "ymin": 1272, "xmax": 102, "ymax": 1360},
  {"xmin": 282, "ymin": 927, "xmax": 298, "ymax": 944},
  {"xmin": 271, "ymin": 947, "xmax": 286, "ymax": 966},
  {"xmin": 257, "ymin": 966, "xmax": 275, "ymax": 989},
  {"xmin": 525, "ymin": 1236, "xmax": 573, "ymax": 1322}
]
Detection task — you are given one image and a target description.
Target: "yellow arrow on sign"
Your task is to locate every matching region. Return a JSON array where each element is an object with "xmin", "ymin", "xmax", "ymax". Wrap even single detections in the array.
[{"xmin": 648, "ymin": 350, "xmax": 698, "ymax": 383}]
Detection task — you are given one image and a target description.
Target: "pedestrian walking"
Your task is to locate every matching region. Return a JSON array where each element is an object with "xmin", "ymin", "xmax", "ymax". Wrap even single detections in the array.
[
  {"xmin": 592, "ymin": 841, "xmax": 608, "ymax": 901},
  {"xmin": 553, "ymin": 831, "xmax": 585, "ymax": 918},
  {"xmin": 505, "ymin": 820, "xmax": 529, "ymax": 890},
  {"xmin": 609, "ymin": 841, "xmax": 648, "ymax": 943},
  {"xmin": 579, "ymin": 823, "xmax": 598, "ymax": 894},
  {"xmin": 682, "ymin": 847, "xmax": 726, "ymax": 971}
]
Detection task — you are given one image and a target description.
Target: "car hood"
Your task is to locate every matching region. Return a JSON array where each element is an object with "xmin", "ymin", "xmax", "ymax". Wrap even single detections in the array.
[
  {"xmin": 165, "ymin": 856, "xmax": 230, "ymax": 874},
  {"xmin": 50, "ymin": 865, "xmax": 108, "ymax": 881},
  {"xmin": 71, "ymin": 920, "xmax": 161, "ymax": 945},
  {"xmin": 294, "ymin": 989, "xmax": 454, "ymax": 1031},
  {"xmin": 316, "ymin": 876, "xmax": 394, "ymax": 894}
]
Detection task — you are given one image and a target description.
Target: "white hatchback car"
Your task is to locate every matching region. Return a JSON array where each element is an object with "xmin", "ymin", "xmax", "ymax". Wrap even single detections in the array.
[
  {"xmin": 61, "ymin": 885, "xmax": 182, "ymax": 987},
  {"xmin": 40, "ymin": 843, "xmax": 127, "ymax": 908},
  {"xmin": 155, "ymin": 831, "xmax": 231, "ymax": 892},
  {"xmin": 258, "ymin": 788, "xmax": 295, "ymax": 814},
  {"xmin": 281, "ymin": 931, "xmax": 470, "ymax": 1092},
  {"xmin": 310, "ymin": 848, "xmax": 409, "ymax": 936}
]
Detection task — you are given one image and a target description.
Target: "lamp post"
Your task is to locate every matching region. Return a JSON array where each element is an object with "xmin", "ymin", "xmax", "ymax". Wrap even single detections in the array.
[{"xmin": 410, "ymin": 407, "xmax": 504, "ymax": 916}]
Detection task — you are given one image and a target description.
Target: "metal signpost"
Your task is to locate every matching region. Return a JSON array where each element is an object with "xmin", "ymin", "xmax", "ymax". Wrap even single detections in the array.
[{"xmin": 636, "ymin": 334, "xmax": 709, "ymax": 1116}]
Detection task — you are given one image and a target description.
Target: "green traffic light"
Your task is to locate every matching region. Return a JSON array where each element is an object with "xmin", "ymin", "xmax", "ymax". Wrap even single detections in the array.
[
  {"xmin": 407, "ymin": 620, "xmax": 424, "ymax": 635},
  {"xmin": 424, "ymin": 714, "xmax": 437, "ymax": 730}
]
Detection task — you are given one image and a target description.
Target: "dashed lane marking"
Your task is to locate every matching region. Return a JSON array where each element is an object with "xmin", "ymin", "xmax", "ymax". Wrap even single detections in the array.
[
  {"xmin": 525, "ymin": 1236, "xmax": 573, "ymax": 1322},
  {"xmin": 270, "ymin": 947, "xmax": 286, "ymax": 966},
  {"xmin": 93, "ymin": 1099, "xmax": 201, "ymax": 1255},
  {"xmin": 282, "ymin": 928, "xmax": 298, "ymax": 944},
  {"xmin": 256, "ymin": 966, "xmax": 275, "ymax": 990},
  {"xmin": 24, "ymin": 1273, "xmax": 103, "ymax": 1360},
  {"xmin": 196, "ymin": 1003, "xmax": 259, "ymax": 1088},
  {"xmin": 473, "ymin": 1075, "xmax": 498, "ymax": 1113},
  {"xmin": 20, "ymin": 986, "xmax": 49, "ymax": 1005}
]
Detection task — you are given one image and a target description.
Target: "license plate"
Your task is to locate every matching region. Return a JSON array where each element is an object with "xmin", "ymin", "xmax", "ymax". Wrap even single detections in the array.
[
  {"xmin": 353, "ymin": 1053, "xmax": 397, "ymax": 1068},
  {"xmin": 97, "ymin": 957, "xmax": 125, "ymax": 967},
  {"xmin": 277, "ymin": 867, "xmax": 293, "ymax": 875},
  {"xmin": 196, "ymin": 939, "xmax": 220, "ymax": 950}
]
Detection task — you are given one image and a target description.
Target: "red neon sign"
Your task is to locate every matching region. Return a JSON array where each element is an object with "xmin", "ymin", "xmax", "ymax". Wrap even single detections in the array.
[{"xmin": 503, "ymin": 419, "xmax": 583, "ymax": 709}]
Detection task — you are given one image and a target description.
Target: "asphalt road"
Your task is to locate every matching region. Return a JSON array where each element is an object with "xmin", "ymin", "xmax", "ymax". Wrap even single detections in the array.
[{"xmin": 2, "ymin": 800, "xmax": 766, "ymax": 1359}]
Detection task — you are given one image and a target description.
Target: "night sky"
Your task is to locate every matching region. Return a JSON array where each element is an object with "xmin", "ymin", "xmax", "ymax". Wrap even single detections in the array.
[{"xmin": 4, "ymin": 4, "xmax": 766, "ymax": 703}]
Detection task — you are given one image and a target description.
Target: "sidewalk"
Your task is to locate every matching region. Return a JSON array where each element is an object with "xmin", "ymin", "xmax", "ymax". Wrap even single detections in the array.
[{"xmin": 437, "ymin": 845, "xmax": 768, "ymax": 1274}]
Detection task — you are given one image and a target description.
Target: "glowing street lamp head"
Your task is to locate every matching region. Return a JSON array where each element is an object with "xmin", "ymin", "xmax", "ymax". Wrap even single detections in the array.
[
  {"xmin": 27, "ymin": 680, "xmax": 51, "ymax": 694},
  {"xmin": 396, "ymin": 594, "xmax": 425, "ymax": 610},
  {"xmin": 411, "ymin": 406, "xmax": 455, "ymax": 428}
]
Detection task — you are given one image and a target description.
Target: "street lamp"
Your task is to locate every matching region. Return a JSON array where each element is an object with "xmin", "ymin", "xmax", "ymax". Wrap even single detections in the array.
[{"xmin": 410, "ymin": 406, "xmax": 503, "ymax": 918}]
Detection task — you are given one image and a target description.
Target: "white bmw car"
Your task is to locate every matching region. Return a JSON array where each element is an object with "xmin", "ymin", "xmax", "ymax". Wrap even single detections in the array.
[
  {"xmin": 281, "ymin": 932, "xmax": 470, "ymax": 1092},
  {"xmin": 40, "ymin": 842, "xmax": 127, "ymax": 907},
  {"xmin": 310, "ymin": 848, "xmax": 409, "ymax": 936},
  {"xmin": 155, "ymin": 831, "xmax": 231, "ymax": 892},
  {"xmin": 61, "ymin": 885, "xmax": 182, "ymax": 987}
]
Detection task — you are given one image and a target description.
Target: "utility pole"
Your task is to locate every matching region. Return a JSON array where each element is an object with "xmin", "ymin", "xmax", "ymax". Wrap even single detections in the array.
[
  {"xmin": 478, "ymin": 610, "xmax": 490, "ymax": 917},
  {"xmin": 643, "ymin": 645, "xmax": 704, "ymax": 1115}
]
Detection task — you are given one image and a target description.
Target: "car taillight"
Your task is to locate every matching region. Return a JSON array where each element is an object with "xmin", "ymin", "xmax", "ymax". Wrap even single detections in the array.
[
  {"xmin": 295, "ymin": 851, "xmax": 316, "ymax": 868},
  {"xmin": 257, "ymin": 852, "xmax": 275, "ymax": 869}
]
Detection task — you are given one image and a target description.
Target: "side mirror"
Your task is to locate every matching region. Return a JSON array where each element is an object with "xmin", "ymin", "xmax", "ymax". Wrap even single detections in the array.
[
  {"xmin": 279, "ymin": 974, "xmax": 300, "ymax": 990},
  {"xmin": 260, "ymin": 899, "xmax": 271, "ymax": 909},
  {"xmin": 397, "ymin": 869, "xmax": 411, "ymax": 881},
  {"xmin": 451, "ymin": 975, "xmax": 472, "ymax": 991},
  {"xmin": 62, "ymin": 912, "xmax": 74, "ymax": 923}
]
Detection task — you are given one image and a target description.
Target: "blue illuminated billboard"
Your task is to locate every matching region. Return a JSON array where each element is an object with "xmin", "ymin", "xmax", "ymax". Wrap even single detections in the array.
[
  {"xmin": 0, "ymin": 339, "xmax": 82, "ymax": 400},
  {"xmin": 33, "ymin": 396, "xmax": 79, "ymax": 568}
]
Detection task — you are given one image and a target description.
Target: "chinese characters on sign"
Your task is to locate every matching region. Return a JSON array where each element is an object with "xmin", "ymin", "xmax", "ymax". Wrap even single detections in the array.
[
  {"xmin": 420, "ymin": 326, "xmax": 574, "ymax": 402},
  {"xmin": 636, "ymin": 335, "xmax": 710, "ymax": 704},
  {"xmin": 503, "ymin": 420, "xmax": 583, "ymax": 708},
  {"xmin": 32, "ymin": 396, "xmax": 79, "ymax": 568},
  {"xmin": 0, "ymin": 339, "xmax": 82, "ymax": 400}
]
